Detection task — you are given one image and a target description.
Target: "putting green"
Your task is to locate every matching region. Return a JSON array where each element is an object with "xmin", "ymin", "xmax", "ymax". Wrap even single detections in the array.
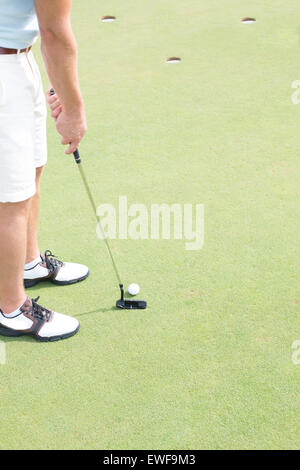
[{"xmin": 0, "ymin": 0, "xmax": 299, "ymax": 450}]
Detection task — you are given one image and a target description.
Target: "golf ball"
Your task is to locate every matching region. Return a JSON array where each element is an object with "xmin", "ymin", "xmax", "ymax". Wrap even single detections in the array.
[{"xmin": 128, "ymin": 283, "xmax": 140, "ymax": 296}]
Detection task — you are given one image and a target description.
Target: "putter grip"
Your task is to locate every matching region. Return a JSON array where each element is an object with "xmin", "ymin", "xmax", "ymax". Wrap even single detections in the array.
[
  {"xmin": 49, "ymin": 89, "xmax": 82, "ymax": 164},
  {"xmin": 73, "ymin": 149, "xmax": 81, "ymax": 164}
]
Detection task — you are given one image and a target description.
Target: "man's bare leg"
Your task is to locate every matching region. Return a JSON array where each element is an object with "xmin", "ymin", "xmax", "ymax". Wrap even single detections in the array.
[
  {"xmin": 0, "ymin": 195, "xmax": 80, "ymax": 341},
  {"xmin": 26, "ymin": 166, "xmax": 44, "ymax": 264},
  {"xmin": 0, "ymin": 199, "xmax": 31, "ymax": 313},
  {"xmin": 23, "ymin": 164, "xmax": 89, "ymax": 287}
]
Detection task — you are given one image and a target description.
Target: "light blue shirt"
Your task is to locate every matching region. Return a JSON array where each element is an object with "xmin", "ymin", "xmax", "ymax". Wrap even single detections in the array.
[{"xmin": 0, "ymin": 0, "xmax": 39, "ymax": 49}]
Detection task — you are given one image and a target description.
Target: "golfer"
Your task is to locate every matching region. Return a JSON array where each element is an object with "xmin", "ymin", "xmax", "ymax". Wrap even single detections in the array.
[{"xmin": 0, "ymin": 0, "xmax": 88, "ymax": 341}]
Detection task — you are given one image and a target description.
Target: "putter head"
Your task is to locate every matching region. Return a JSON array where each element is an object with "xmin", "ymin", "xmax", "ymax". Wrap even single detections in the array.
[
  {"xmin": 116, "ymin": 284, "xmax": 147, "ymax": 309},
  {"xmin": 116, "ymin": 299, "xmax": 147, "ymax": 309}
]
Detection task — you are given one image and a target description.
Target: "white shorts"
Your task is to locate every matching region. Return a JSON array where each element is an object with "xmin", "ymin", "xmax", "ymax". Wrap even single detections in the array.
[{"xmin": 0, "ymin": 50, "xmax": 47, "ymax": 203}]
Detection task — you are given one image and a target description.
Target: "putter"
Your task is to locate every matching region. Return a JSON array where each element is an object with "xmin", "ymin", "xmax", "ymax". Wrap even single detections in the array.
[{"xmin": 50, "ymin": 90, "xmax": 147, "ymax": 309}]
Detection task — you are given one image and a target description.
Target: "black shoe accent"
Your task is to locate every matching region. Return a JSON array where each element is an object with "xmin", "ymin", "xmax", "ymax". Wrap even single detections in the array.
[
  {"xmin": 24, "ymin": 279, "xmax": 39, "ymax": 288},
  {"xmin": 0, "ymin": 324, "xmax": 23, "ymax": 337}
]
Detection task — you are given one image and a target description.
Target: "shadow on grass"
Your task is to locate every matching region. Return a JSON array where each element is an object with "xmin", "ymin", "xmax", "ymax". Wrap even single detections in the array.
[{"xmin": 76, "ymin": 307, "xmax": 118, "ymax": 317}]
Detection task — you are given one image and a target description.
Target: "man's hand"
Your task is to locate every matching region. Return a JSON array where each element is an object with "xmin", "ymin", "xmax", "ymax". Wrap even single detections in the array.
[
  {"xmin": 55, "ymin": 107, "xmax": 87, "ymax": 155},
  {"xmin": 46, "ymin": 89, "xmax": 86, "ymax": 154}
]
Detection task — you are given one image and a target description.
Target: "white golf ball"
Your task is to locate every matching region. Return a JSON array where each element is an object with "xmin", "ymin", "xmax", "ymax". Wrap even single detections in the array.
[{"xmin": 128, "ymin": 283, "xmax": 140, "ymax": 296}]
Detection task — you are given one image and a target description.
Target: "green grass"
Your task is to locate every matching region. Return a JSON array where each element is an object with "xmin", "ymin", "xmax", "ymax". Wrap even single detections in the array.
[{"xmin": 0, "ymin": 0, "xmax": 299, "ymax": 449}]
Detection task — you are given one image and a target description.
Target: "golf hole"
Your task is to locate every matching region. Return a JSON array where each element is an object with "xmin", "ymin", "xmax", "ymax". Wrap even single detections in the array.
[
  {"xmin": 101, "ymin": 16, "xmax": 116, "ymax": 23},
  {"xmin": 241, "ymin": 17, "xmax": 256, "ymax": 24},
  {"xmin": 166, "ymin": 57, "xmax": 182, "ymax": 63}
]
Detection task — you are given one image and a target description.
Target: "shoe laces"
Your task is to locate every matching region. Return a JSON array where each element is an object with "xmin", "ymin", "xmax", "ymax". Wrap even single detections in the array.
[
  {"xmin": 44, "ymin": 250, "xmax": 63, "ymax": 272},
  {"xmin": 0, "ymin": 298, "xmax": 51, "ymax": 321},
  {"xmin": 30, "ymin": 297, "xmax": 52, "ymax": 322}
]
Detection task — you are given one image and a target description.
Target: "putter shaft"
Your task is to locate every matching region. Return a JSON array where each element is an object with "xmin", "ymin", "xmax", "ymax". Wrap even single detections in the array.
[{"xmin": 73, "ymin": 150, "xmax": 123, "ymax": 287}]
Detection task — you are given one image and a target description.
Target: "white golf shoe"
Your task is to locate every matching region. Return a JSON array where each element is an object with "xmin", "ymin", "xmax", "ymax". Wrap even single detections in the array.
[
  {"xmin": 24, "ymin": 250, "xmax": 89, "ymax": 288},
  {"xmin": 0, "ymin": 297, "xmax": 80, "ymax": 342}
]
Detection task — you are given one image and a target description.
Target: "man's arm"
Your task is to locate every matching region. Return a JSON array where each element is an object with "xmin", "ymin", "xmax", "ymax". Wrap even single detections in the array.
[{"xmin": 34, "ymin": 0, "xmax": 87, "ymax": 153}]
